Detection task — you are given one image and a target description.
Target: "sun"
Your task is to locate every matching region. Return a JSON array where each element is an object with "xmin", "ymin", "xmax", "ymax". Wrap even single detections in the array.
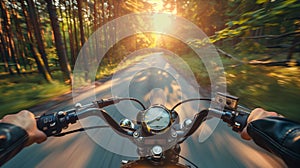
[
  {"xmin": 145, "ymin": 0, "xmax": 164, "ymax": 12},
  {"xmin": 143, "ymin": 1, "xmax": 174, "ymax": 32}
]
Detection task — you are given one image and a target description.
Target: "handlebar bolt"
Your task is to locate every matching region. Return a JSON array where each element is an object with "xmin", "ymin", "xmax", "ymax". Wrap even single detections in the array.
[
  {"xmin": 133, "ymin": 132, "xmax": 139, "ymax": 138},
  {"xmin": 137, "ymin": 137, "xmax": 144, "ymax": 142},
  {"xmin": 57, "ymin": 111, "xmax": 66, "ymax": 117},
  {"xmin": 171, "ymin": 130, "xmax": 177, "ymax": 138},
  {"xmin": 120, "ymin": 119, "xmax": 135, "ymax": 129},
  {"xmin": 182, "ymin": 119, "xmax": 192, "ymax": 129},
  {"xmin": 75, "ymin": 103, "xmax": 82, "ymax": 109},
  {"xmin": 151, "ymin": 145, "xmax": 163, "ymax": 159}
]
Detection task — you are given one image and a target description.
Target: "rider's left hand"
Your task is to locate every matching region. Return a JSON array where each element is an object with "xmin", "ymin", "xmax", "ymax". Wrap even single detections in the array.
[{"xmin": 0, "ymin": 110, "xmax": 47, "ymax": 146}]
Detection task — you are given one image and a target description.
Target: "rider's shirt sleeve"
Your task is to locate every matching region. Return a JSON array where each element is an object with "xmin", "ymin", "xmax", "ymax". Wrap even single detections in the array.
[
  {"xmin": 247, "ymin": 117, "xmax": 300, "ymax": 168},
  {"xmin": 0, "ymin": 123, "xmax": 29, "ymax": 166}
]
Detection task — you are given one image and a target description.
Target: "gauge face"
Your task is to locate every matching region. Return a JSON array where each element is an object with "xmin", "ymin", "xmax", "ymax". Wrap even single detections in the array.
[{"xmin": 143, "ymin": 106, "xmax": 171, "ymax": 133}]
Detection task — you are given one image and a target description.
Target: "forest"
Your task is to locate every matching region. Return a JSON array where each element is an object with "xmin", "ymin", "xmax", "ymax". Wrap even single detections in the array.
[{"xmin": 0, "ymin": 0, "xmax": 300, "ymax": 120}]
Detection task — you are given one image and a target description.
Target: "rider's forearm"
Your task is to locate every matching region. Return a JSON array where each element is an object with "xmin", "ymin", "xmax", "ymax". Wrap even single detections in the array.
[
  {"xmin": 247, "ymin": 117, "xmax": 300, "ymax": 168},
  {"xmin": 0, "ymin": 123, "xmax": 29, "ymax": 166}
]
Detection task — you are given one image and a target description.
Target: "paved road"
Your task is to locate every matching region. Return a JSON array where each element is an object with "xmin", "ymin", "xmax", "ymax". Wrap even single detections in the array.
[{"xmin": 4, "ymin": 54, "xmax": 286, "ymax": 168}]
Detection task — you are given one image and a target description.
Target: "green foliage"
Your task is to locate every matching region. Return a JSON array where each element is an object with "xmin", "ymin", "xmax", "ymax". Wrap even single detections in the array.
[
  {"xmin": 212, "ymin": 0, "xmax": 300, "ymax": 48},
  {"xmin": 173, "ymin": 48, "xmax": 300, "ymax": 121},
  {"xmin": 95, "ymin": 51, "xmax": 148, "ymax": 80},
  {"xmin": 234, "ymin": 39, "xmax": 266, "ymax": 54},
  {"xmin": 256, "ymin": 0, "xmax": 269, "ymax": 4},
  {"xmin": 0, "ymin": 72, "xmax": 70, "ymax": 118},
  {"xmin": 45, "ymin": 47, "xmax": 58, "ymax": 67},
  {"xmin": 177, "ymin": 0, "xmax": 228, "ymax": 36},
  {"xmin": 225, "ymin": 64, "xmax": 300, "ymax": 122},
  {"xmin": 164, "ymin": 52, "xmax": 211, "ymax": 88},
  {"xmin": 2, "ymin": 0, "xmax": 299, "ymax": 122}
]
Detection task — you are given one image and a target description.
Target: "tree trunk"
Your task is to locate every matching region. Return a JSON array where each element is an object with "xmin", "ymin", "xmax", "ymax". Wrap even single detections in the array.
[
  {"xmin": 20, "ymin": 0, "xmax": 52, "ymax": 82},
  {"xmin": 93, "ymin": 0, "xmax": 98, "ymax": 31},
  {"xmin": 287, "ymin": 39, "xmax": 300, "ymax": 60},
  {"xmin": 72, "ymin": 1, "xmax": 79, "ymax": 55},
  {"xmin": 26, "ymin": 0, "xmax": 52, "ymax": 76},
  {"xmin": 0, "ymin": 33, "xmax": 11, "ymax": 74},
  {"xmin": 11, "ymin": 0, "xmax": 28, "ymax": 71},
  {"xmin": 45, "ymin": 0, "xmax": 72, "ymax": 84},
  {"xmin": 65, "ymin": 0, "xmax": 75, "ymax": 66},
  {"xmin": 77, "ymin": 0, "xmax": 85, "ymax": 47},
  {"xmin": 77, "ymin": 0, "xmax": 88, "ymax": 80},
  {"xmin": 58, "ymin": 1, "xmax": 68, "ymax": 60},
  {"xmin": 0, "ymin": 1, "xmax": 21, "ymax": 74},
  {"xmin": 101, "ymin": 0, "xmax": 110, "ymax": 63}
]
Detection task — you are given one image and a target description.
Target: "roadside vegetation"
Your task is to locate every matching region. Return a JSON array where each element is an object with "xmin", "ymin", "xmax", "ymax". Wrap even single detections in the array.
[
  {"xmin": 0, "ymin": 53, "xmax": 147, "ymax": 118},
  {"xmin": 1, "ymin": 0, "xmax": 299, "ymax": 121},
  {"xmin": 166, "ymin": 49, "xmax": 300, "ymax": 121},
  {"xmin": 0, "ymin": 72, "xmax": 69, "ymax": 118}
]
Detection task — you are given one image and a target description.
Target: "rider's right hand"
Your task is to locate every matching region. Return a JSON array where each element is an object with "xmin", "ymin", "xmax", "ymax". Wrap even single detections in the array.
[{"xmin": 240, "ymin": 108, "xmax": 283, "ymax": 140}]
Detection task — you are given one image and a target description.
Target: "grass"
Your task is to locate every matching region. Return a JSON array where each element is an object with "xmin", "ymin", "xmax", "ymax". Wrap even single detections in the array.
[
  {"xmin": 96, "ymin": 54, "xmax": 150, "ymax": 80},
  {"xmin": 225, "ymin": 63, "xmax": 300, "ymax": 121},
  {"xmin": 1, "ymin": 50, "xmax": 299, "ymax": 122},
  {"xmin": 0, "ymin": 54, "xmax": 147, "ymax": 118},
  {"xmin": 0, "ymin": 71, "xmax": 70, "ymax": 118},
  {"xmin": 165, "ymin": 50, "xmax": 300, "ymax": 122},
  {"xmin": 163, "ymin": 53, "xmax": 211, "ymax": 88}
]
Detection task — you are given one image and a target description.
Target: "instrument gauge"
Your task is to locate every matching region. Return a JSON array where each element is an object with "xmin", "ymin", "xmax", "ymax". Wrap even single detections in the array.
[{"xmin": 143, "ymin": 105, "xmax": 171, "ymax": 134}]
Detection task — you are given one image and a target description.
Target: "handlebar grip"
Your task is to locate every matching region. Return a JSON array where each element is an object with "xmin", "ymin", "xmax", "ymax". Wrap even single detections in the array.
[
  {"xmin": 221, "ymin": 109, "xmax": 250, "ymax": 132},
  {"xmin": 36, "ymin": 113, "xmax": 62, "ymax": 136},
  {"xmin": 36, "ymin": 111, "xmax": 78, "ymax": 137}
]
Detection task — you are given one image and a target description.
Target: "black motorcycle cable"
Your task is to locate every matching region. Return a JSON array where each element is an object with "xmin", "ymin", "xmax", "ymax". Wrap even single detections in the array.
[
  {"xmin": 53, "ymin": 125, "xmax": 110, "ymax": 137},
  {"xmin": 97, "ymin": 97, "xmax": 146, "ymax": 110},
  {"xmin": 118, "ymin": 97, "xmax": 146, "ymax": 110},
  {"xmin": 171, "ymin": 98, "xmax": 211, "ymax": 112},
  {"xmin": 178, "ymin": 154, "xmax": 199, "ymax": 168}
]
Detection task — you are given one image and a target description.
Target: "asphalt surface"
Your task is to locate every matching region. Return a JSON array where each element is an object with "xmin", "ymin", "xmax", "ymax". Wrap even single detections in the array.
[{"xmin": 3, "ymin": 54, "xmax": 286, "ymax": 168}]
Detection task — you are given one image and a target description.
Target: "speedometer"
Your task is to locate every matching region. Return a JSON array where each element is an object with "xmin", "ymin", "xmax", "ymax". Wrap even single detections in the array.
[{"xmin": 142, "ymin": 105, "xmax": 171, "ymax": 134}]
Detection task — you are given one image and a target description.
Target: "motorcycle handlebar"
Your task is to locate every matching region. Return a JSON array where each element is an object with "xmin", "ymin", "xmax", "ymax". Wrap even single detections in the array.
[
  {"xmin": 36, "ymin": 97, "xmax": 250, "ymax": 137},
  {"xmin": 36, "ymin": 97, "xmax": 144, "ymax": 137}
]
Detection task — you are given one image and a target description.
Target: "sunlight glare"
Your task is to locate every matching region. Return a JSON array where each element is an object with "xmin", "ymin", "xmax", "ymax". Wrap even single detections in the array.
[
  {"xmin": 145, "ymin": 0, "xmax": 164, "ymax": 11},
  {"xmin": 153, "ymin": 13, "xmax": 172, "ymax": 32}
]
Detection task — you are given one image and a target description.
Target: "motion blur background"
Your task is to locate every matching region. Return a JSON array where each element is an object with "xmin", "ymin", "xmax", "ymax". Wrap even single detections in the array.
[
  {"xmin": 1, "ymin": 0, "xmax": 299, "ymax": 120},
  {"xmin": 1, "ymin": 0, "xmax": 300, "ymax": 167}
]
